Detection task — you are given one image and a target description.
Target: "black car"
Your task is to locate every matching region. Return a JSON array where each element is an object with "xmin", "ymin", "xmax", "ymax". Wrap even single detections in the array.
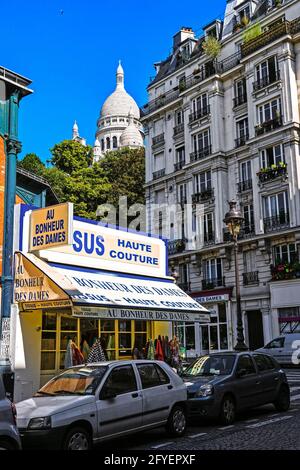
[{"xmin": 182, "ymin": 351, "xmax": 290, "ymax": 425}]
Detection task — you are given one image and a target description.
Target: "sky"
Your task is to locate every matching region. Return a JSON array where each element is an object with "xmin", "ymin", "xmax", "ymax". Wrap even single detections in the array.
[{"xmin": 1, "ymin": 0, "xmax": 225, "ymax": 163}]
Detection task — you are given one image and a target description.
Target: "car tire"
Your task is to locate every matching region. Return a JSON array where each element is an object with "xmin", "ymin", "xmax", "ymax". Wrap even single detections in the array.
[
  {"xmin": 63, "ymin": 426, "xmax": 92, "ymax": 450},
  {"xmin": 219, "ymin": 395, "xmax": 236, "ymax": 426},
  {"xmin": 0, "ymin": 439, "xmax": 15, "ymax": 450},
  {"xmin": 273, "ymin": 385, "xmax": 290, "ymax": 412},
  {"xmin": 166, "ymin": 405, "xmax": 187, "ymax": 437}
]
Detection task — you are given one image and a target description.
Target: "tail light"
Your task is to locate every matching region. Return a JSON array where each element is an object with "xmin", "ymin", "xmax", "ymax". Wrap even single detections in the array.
[{"xmin": 11, "ymin": 402, "xmax": 17, "ymax": 425}]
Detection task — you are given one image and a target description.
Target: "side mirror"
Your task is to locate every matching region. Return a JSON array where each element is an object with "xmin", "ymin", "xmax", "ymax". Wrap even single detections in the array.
[
  {"xmin": 236, "ymin": 368, "xmax": 247, "ymax": 378},
  {"xmin": 100, "ymin": 388, "xmax": 117, "ymax": 400}
]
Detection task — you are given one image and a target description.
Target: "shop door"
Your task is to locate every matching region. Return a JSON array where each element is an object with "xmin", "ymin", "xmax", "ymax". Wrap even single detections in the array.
[{"xmin": 247, "ymin": 311, "xmax": 264, "ymax": 351}]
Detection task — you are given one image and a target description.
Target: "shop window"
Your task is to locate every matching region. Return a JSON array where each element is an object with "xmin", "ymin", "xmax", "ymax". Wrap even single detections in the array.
[
  {"xmin": 201, "ymin": 304, "xmax": 228, "ymax": 352},
  {"xmin": 41, "ymin": 312, "xmax": 57, "ymax": 371}
]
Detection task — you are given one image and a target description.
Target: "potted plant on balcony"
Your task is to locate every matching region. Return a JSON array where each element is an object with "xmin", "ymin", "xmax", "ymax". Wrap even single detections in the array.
[
  {"xmin": 193, "ymin": 67, "xmax": 201, "ymax": 78},
  {"xmin": 202, "ymin": 36, "xmax": 222, "ymax": 60},
  {"xmin": 233, "ymin": 22, "xmax": 242, "ymax": 33},
  {"xmin": 179, "ymin": 81, "xmax": 186, "ymax": 92},
  {"xmin": 241, "ymin": 15, "xmax": 250, "ymax": 28},
  {"xmin": 175, "ymin": 239, "xmax": 185, "ymax": 253},
  {"xmin": 275, "ymin": 0, "xmax": 282, "ymax": 8}
]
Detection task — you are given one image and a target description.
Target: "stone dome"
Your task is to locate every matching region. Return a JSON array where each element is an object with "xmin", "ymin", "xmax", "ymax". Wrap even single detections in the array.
[
  {"xmin": 120, "ymin": 113, "xmax": 144, "ymax": 147},
  {"xmin": 100, "ymin": 62, "xmax": 140, "ymax": 119}
]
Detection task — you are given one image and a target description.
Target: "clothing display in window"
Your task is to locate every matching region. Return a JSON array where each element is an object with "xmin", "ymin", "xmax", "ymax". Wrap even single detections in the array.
[
  {"xmin": 87, "ymin": 338, "xmax": 107, "ymax": 362},
  {"xmin": 64, "ymin": 339, "xmax": 84, "ymax": 368},
  {"xmin": 81, "ymin": 340, "xmax": 90, "ymax": 361},
  {"xmin": 146, "ymin": 339, "xmax": 155, "ymax": 360},
  {"xmin": 155, "ymin": 336, "xmax": 164, "ymax": 361}
]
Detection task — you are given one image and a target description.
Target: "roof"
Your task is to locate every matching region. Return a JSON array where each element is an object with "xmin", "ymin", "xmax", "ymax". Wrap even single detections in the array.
[{"xmin": 16, "ymin": 166, "xmax": 59, "ymax": 205}]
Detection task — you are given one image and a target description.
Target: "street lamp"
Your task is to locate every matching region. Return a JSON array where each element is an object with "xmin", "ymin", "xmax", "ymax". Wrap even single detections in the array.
[{"xmin": 223, "ymin": 201, "xmax": 248, "ymax": 351}]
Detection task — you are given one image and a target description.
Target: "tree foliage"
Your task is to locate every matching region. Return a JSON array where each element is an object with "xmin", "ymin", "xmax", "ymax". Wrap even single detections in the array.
[
  {"xmin": 50, "ymin": 140, "xmax": 93, "ymax": 174},
  {"xmin": 18, "ymin": 153, "xmax": 45, "ymax": 176}
]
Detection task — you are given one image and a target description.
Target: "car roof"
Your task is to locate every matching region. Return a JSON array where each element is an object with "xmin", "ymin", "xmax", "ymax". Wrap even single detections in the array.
[{"xmin": 70, "ymin": 360, "xmax": 169, "ymax": 368}]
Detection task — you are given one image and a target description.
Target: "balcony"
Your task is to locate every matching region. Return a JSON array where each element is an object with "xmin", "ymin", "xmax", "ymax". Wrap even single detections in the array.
[
  {"xmin": 190, "ymin": 146, "xmax": 212, "ymax": 163},
  {"xmin": 142, "ymin": 88, "xmax": 181, "ymax": 116},
  {"xmin": 202, "ymin": 277, "xmax": 225, "ymax": 290},
  {"xmin": 189, "ymin": 106, "xmax": 210, "ymax": 124},
  {"xmin": 237, "ymin": 179, "xmax": 252, "ymax": 193},
  {"xmin": 243, "ymin": 271, "xmax": 259, "ymax": 286},
  {"xmin": 204, "ymin": 232, "xmax": 215, "ymax": 246},
  {"xmin": 233, "ymin": 94, "xmax": 247, "ymax": 108},
  {"xmin": 223, "ymin": 224, "xmax": 255, "ymax": 241},
  {"xmin": 168, "ymin": 239, "xmax": 186, "ymax": 255},
  {"xmin": 152, "ymin": 133, "xmax": 165, "ymax": 147},
  {"xmin": 264, "ymin": 213, "xmax": 290, "ymax": 233},
  {"xmin": 235, "ymin": 134, "xmax": 249, "ymax": 148},
  {"xmin": 173, "ymin": 123, "xmax": 184, "ymax": 136},
  {"xmin": 253, "ymin": 70, "xmax": 280, "ymax": 92},
  {"xmin": 152, "ymin": 169, "xmax": 165, "ymax": 180},
  {"xmin": 174, "ymin": 160, "xmax": 185, "ymax": 172},
  {"xmin": 257, "ymin": 163, "xmax": 287, "ymax": 183},
  {"xmin": 271, "ymin": 261, "xmax": 300, "ymax": 282},
  {"xmin": 192, "ymin": 188, "xmax": 214, "ymax": 203},
  {"xmin": 255, "ymin": 116, "xmax": 282, "ymax": 136}
]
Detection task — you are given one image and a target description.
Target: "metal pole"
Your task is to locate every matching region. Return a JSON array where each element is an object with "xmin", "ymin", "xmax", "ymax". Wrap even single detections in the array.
[{"xmin": 233, "ymin": 236, "xmax": 248, "ymax": 351}]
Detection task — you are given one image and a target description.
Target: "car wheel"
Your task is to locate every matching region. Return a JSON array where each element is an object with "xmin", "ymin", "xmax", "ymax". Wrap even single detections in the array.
[
  {"xmin": 219, "ymin": 395, "xmax": 236, "ymax": 426},
  {"xmin": 0, "ymin": 440, "xmax": 15, "ymax": 450},
  {"xmin": 63, "ymin": 427, "xmax": 92, "ymax": 450},
  {"xmin": 166, "ymin": 405, "xmax": 187, "ymax": 437},
  {"xmin": 273, "ymin": 385, "xmax": 290, "ymax": 412}
]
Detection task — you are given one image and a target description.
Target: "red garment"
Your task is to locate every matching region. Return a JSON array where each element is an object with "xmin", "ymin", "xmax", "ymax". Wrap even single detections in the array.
[
  {"xmin": 155, "ymin": 339, "xmax": 164, "ymax": 361},
  {"xmin": 72, "ymin": 343, "xmax": 84, "ymax": 365}
]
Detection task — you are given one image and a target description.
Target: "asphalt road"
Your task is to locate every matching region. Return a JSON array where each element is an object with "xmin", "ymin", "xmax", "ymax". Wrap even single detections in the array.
[{"xmin": 95, "ymin": 368, "xmax": 300, "ymax": 451}]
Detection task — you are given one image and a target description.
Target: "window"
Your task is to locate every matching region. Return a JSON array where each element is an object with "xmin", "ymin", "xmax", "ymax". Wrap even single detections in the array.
[
  {"xmin": 236, "ymin": 118, "xmax": 249, "ymax": 139},
  {"xmin": 193, "ymin": 129, "xmax": 210, "ymax": 152},
  {"xmin": 236, "ymin": 355, "xmax": 256, "ymax": 375},
  {"xmin": 101, "ymin": 139, "xmax": 104, "ymax": 151},
  {"xmin": 175, "ymin": 110, "xmax": 183, "ymax": 125},
  {"xmin": 199, "ymin": 304, "xmax": 228, "ymax": 352},
  {"xmin": 265, "ymin": 337, "xmax": 285, "ymax": 349},
  {"xmin": 178, "ymin": 183, "xmax": 187, "ymax": 204},
  {"xmin": 255, "ymin": 56, "xmax": 278, "ymax": 87},
  {"xmin": 176, "ymin": 147, "xmax": 185, "ymax": 164},
  {"xmin": 106, "ymin": 137, "xmax": 111, "ymax": 150},
  {"xmin": 112, "ymin": 136, "xmax": 118, "ymax": 148},
  {"xmin": 238, "ymin": 5, "xmax": 250, "ymax": 22},
  {"xmin": 273, "ymin": 244, "xmax": 297, "ymax": 264},
  {"xmin": 253, "ymin": 354, "xmax": 274, "ymax": 372},
  {"xmin": 261, "ymin": 144, "xmax": 284, "ymax": 168},
  {"xmin": 205, "ymin": 258, "xmax": 222, "ymax": 281},
  {"xmin": 240, "ymin": 161, "xmax": 252, "ymax": 182},
  {"xmin": 155, "ymin": 365, "xmax": 170, "ymax": 384},
  {"xmin": 194, "ymin": 170, "xmax": 211, "ymax": 193},
  {"xmin": 101, "ymin": 365, "xmax": 137, "ymax": 397},
  {"xmin": 203, "ymin": 213, "xmax": 214, "ymax": 242},
  {"xmin": 192, "ymin": 93, "xmax": 208, "ymax": 114},
  {"xmin": 179, "ymin": 264, "xmax": 189, "ymax": 286},
  {"xmin": 137, "ymin": 364, "xmax": 164, "ymax": 389},
  {"xmin": 234, "ymin": 78, "xmax": 247, "ymax": 105},
  {"xmin": 243, "ymin": 250, "xmax": 256, "ymax": 273},
  {"xmin": 206, "ymin": 26, "xmax": 218, "ymax": 38},
  {"xmin": 243, "ymin": 204, "xmax": 254, "ymax": 233},
  {"xmin": 263, "ymin": 192, "xmax": 289, "ymax": 219},
  {"xmin": 258, "ymin": 98, "xmax": 281, "ymax": 124}
]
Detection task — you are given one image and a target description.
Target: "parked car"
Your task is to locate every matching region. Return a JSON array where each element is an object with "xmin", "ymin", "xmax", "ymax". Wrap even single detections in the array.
[
  {"xmin": 182, "ymin": 351, "xmax": 290, "ymax": 426},
  {"xmin": 0, "ymin": 374, "xmax": 22, "ymax": 450},
  {"xmin": 16, "ymin": 360, "xmax": 187, "ymax": 450},
  {"xmin": 256, "ymin": 333, "xmax": 300, "ymax": 366}
]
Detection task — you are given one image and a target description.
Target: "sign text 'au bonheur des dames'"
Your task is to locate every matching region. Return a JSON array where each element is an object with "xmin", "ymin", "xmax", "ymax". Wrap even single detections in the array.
[
  {"xmin": 29, "ymin": 203, "xmax": 73, "ymax": 252},
  {"xmin": 26, "ymin": 217, "xmax": 167, "ymax": 278}
]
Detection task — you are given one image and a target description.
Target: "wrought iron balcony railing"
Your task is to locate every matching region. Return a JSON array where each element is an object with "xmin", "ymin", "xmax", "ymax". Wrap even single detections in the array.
[
  {"xmin": 237, "ymin": 179, "xmax": 252, "ymax": 193},
  {"xmin": 168, "ymin": 239, "xmax": 186, "ymax": 255},
  {"xmin": 233, "ymin": 94, "xmax": 247, "ymax": 108},
  {"xmin": 152, "ymin": 133, "xmax": 165, "ymax": 146},
  {"xmin": 253, "ymin": 70, "xmax": 280, "ymax": 91},
  {"xmin": 264, "ymin": 213, "xmax": 290, "ymax": 233},
  {"xmin": 203, "ymin": 232, "xmax": 215, "ymax": 246},
  {"xmin": 174, "ymin": 160, "xmax": 185, "ymax": 172},
  {"xmin": 235, "ymin": 134, "xmax": 249, "ymax": 148},
  {"xmin": 189, "ymin": 106, "xmax": 210, "ymax": 124},
  {"xmin": 255, "ymin": 116, "xmax": 282, "ymax": 136},
  {"xmin": 192, "ymin": 188, "xmax": 214, "ymax": 203},
  {"xmin": 173, "ymin": 123, "xmax": 184, "ymax": 136},
  {"xmin": 223, "ymin": 225, "xmax": 255, "ymax": 241},
  {"xmin": 257, "ymin": 164, "xmax": 287, "ymax": 183},
  {"xmin": 152, "ymin": 169, "xmax": 166, "ymax": 180},
  {"xmin": 190, "ymin": 146, "xmax": 212, "ymax": 163},
  {"xmin": 202, "ymin": 277, "xmax": 225, "ymax": 290},
  {"xmin": 243, "ymin": 271, "xmax": 259, "ymax": 286}
]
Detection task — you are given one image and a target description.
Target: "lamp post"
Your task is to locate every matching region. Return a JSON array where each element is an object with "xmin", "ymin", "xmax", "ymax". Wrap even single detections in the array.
[{"xmin": 223, "ymin": 201, "xmax": 248, "ymax": 351}]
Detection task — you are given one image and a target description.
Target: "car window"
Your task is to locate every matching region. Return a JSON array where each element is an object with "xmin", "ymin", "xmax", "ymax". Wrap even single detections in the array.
[
  {"xmin": 101, "ymin": 365, "xmax": 137, "ymax": 397},
  {"xmin": 253, "ymin": 354, "xmax": 273, "ymax": 372},
  {"xmin": 155, "ymin": 364, "xmax": 170, "ymax": 384},
  {"xmin": 236, "ymin": 355, "xmax": 256, "ymax": 375},
  {"xmin": 262, "ymin": 355, "xmax": 276, "ymax": 370},
  {"xmin": 137, "ymin": 364, "xmax": 165, "ymax": 389},
  {"xmin": 266, "ymin": 337, "xmax": 285, "ymax": 349}
]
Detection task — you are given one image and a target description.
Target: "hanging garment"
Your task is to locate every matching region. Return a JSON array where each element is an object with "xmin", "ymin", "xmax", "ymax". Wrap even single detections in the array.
[
  {"xmin": 81, "ymin": 340, "xmax": 90, "ymax": 361},
  {"xmin": 155, "ymin": 338, "xmax": 164, "ymax": 361},
  {"xmin": 106, "ymin": 334, "xmax": 114, "ymax": 350},
  {"xmin": 72, "ymin": 341, "xmax": 84, "ymax": 366},
  {"xmin": 87, "ymin": 338, "xmax": 107, "ymax": 363},
  {"xmin": 64, "ymin": 339, "xmax": 73, "ymax": 369},
  {"xmin": 147, "ymin": 339, "xmax": 155, "ymax": 360},
  {"xmin": 170, "ymin": 336, "xmax": 180, "ymax": 369}
]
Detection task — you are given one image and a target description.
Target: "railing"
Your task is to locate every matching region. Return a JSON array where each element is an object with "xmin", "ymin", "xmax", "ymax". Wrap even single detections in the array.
[
  {"xmin": 173, "ymin": 123, "xmax": 184, "ymax": 136},
  {"xmin": 168, "ymin": 239, "xmax": 186, "ymax": 255},
  {"xmin": 253, "ymin": 70, "xmax": 281, "ymax": 91},
  {"xmin": 192, "ymin": 188, "xmax": 214, "ymax": 203},
  {"xmin": 202, "ymin": 277, "xmax": 225, "ymax": 290},
  {"xmin": 152, "ymin": 169, "xmax": 166, "ymax": 180},
  {"xmin": 0, "ymin": 66, "xmax": 31, "ymax": 88},
  {"xmin": 141, "ymin": 88, "xmax": 181, "ymax": 116},
  {"xmin": 233, "ymin": 94, "xmax": 247, "ymax": 108},
  {"xmin": 204, "ymin": 232, "xmax": 215, "ymax": 246},
  {"xmin": 237, "ymin": 179, "xmax": 252, "ymax": 193},
  {"xmin": 178, "ymin": 282, "xmax": 191, "ymax": 292},
  {"xmin": 235, "ymin": 134, "xmax": 249, "ymax": 148},
  {"xmin": 190, "ymin": 145, "xmax": 212, "ymax": 162},
  {"xmin": 255, "ymin": 116, "xmax": 282, "ymax": 136},
  {"xmin": 223, "ymin": 225, "xmax": 255, "ymax": 241},
  {"xmin": 152, "ymin": 133, "xmax": 165, "ymax": 146},
  {"xmin": 264, "ymin": 213, "xmax": 290, "ymax": 233},
  {"xmin": 174, "ymin": 161, "xmax": 185, "ymax": 171},
  {"xmin": 243, "ymin": 271, "xmax": 259, "ymax": 286},
  {"xmin": 257, "ymin": 164, "xmax": 287, "ymax": 183},
  {"xmin": 189, "ymin": 106, "xmax": 210, "ymax": 124},
  {"xmin": 271, "ymin": 262, "xmax": 300, "ymax": 281}
]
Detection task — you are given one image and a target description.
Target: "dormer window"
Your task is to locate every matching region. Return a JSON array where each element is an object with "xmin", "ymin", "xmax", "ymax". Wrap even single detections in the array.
[
  {"xmin": 237, "ymin": 3, "xmax": 250, "ymax": 23},
  {"xmin": 203, "ymin": 19, "xmax": 222, "ymax": 40},
  {"xmin": 206, "ymin": 26, "xmax": 217, "ymax": 38}
]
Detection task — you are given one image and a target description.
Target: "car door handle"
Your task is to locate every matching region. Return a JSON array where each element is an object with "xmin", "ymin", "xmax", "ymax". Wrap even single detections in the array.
[
  {"xmin": 132, "ymin": 392, "xmax": 139, "ymax": 398},
  {"xmin": 167, "ymin": 385, "xmax": 173, "ymax": 390},
  {"xmin": 274, "ymin": 377, "xmax": 279, "ymax": 381},
  {"xmin": 256, "ymin": 381, "xmax": 261, "ymax": 385}
]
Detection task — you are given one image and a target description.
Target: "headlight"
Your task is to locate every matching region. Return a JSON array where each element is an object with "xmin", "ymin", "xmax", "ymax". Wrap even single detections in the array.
[
  {"xmin": 28, "ymin": 416, "xmax": 52, "ymax": 430},
  {"xmin": 196, "ymin": 384, "xmax": 214, "ymax": 397}
]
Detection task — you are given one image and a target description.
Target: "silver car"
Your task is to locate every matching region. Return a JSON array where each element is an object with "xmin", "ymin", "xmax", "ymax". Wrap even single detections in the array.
[
  {"xmin": 0, "ymin": 375, "xmax": 22, "ymax": 450},
  {"xmin": 256, "ymin": 333, "xmax": 300, "ymax": 366},
  {"xmin": 16, "ymin": 360, "xmax": 187, "ymax": 450}
]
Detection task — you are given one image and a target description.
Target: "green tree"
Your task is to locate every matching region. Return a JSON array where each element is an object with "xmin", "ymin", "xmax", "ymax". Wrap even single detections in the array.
[
  {"xmin": 18, "ymin": 153, "xmax": 45, "ymax": 176},
  {"xmin": 43, "ymin": 166, "xmax": 70, "ymax": 202},
  {"xmin": 50, "ymin": 140, "xmax": 93, "ymax": 174}
]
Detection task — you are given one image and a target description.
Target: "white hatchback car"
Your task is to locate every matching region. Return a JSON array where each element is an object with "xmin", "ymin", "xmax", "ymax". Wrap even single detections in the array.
[
  {"xmin": 256, "ymin": 333, "xmax": 300, "ymax": 366},
  {"xmin": 16, "ymin": 360, "xmax": 187, "ymax": 450}
]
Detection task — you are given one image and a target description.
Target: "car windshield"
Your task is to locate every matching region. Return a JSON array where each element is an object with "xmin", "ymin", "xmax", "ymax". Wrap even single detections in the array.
[
  {"xmin": 182, "ymin": 355, "xmax": 236, "ymax": 377},
  {"xmin": 35, "ymin": 366, "xmax": 108, "ymax": 396}
]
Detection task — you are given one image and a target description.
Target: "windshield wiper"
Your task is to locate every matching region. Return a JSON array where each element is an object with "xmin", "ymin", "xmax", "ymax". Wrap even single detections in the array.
[{"xmin": 34, "ymin": 390, "xmax": 55, "ymax": 396}]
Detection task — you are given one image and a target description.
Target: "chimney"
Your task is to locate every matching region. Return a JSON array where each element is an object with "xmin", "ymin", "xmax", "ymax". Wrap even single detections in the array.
[{"xmin": 173, "ymin": 27, "xmax": 195, "ymax": 51}]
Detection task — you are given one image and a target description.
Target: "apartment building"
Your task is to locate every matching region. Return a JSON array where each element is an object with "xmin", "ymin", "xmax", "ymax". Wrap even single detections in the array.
[{"xmin": 142, "ymin": 0, "xmax": 300, "ymax": 357}]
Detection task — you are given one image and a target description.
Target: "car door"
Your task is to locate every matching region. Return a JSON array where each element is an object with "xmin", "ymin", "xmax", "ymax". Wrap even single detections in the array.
[
  {"xmin": 136, "ymin": 363, "xmax": 173, "ymax": 427},
  {"xmin": 232, "ymin": 354, "xmax": 262, "ymax": 410},
  {"xmin": 96, "ymin": 364, "xmax": 142, "ymax": 438},
  {"xmin": 262, "ymin": 337, "xmax": 285, "ymax": 362},
  {"xmin": 252, "ymin": 354, "xmax": 279, "ymax": 403}
]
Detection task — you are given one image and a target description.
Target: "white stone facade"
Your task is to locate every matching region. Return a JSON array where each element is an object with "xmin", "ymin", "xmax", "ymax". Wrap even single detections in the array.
[{"xmin": 142, "ymin": 0, "xmax": 300, "ymax": 356}]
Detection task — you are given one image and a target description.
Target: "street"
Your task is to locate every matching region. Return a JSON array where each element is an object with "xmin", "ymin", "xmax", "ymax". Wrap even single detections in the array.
[{"xmin": 95, "ymin": 369, "xmax": 300, "ymax": 451}]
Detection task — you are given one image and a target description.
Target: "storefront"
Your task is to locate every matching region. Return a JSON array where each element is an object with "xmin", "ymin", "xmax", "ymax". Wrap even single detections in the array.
[
  {"xmin": 11, "ymin": 204, "xmax": 209, "ymax": 401},
  {"xmin": 174, "ymin": 291, "xmax": 233, "ymax": 358},
  {"xmin": 270, "ymin": 280, "xmax": 300, "ymax": 336}
]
